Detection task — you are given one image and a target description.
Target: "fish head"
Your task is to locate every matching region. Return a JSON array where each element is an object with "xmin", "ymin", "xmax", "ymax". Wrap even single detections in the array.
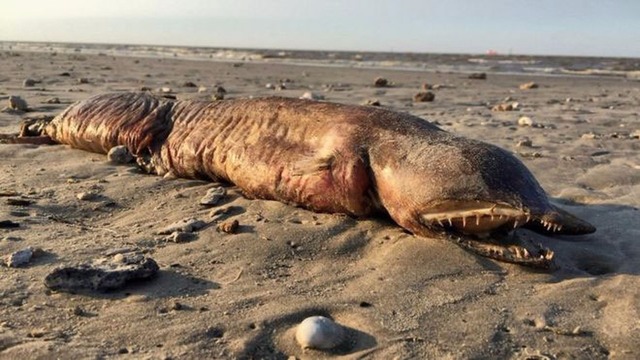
[{"xmin": 370, "ymin": 135, "xmax": 596, "ymax": 238}]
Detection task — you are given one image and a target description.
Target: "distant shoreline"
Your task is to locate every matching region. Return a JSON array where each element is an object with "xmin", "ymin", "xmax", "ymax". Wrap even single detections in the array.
[{"xmin": 2, "ymin": 40, "xmax": 639, "ymax": 79}]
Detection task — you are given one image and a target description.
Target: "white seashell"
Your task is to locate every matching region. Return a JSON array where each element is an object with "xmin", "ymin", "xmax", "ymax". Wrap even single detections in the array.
[{"xmin": 295, "ymin": 316, "xmax": 345, "ymax": 350}]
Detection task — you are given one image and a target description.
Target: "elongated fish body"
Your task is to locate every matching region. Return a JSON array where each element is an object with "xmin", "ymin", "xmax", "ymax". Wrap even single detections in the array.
[{"xmin": 29, "ymin": 92, "xmax": 596, "ymax": 267}]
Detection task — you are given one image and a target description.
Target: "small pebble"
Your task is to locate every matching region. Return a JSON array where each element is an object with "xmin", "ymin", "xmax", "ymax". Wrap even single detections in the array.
[
  {"xmin": 300, "ymin": 92, "xmax": 324, "ymax": 101},
  {"xmin": 200, "ymin": 186, "xmax": 227, "ymax": 206},
  {"xmin": 493, "ymin": 103, "xmax": 518, "ymax": 112},
  {"xmin": 4, "ymin": 247, "xmax": 39, "ymax": 267},
  {"xmin": 468, "ymin": 72, "xmax": 487, "ymax": 80},
  {"xmin": 362, "ymin": 99, "xmax": 381, "ymax": 106},
  {"xmin": 43, "ymin": 97, "xmax": 60, "ymax": 104},
  {"xmin": 23, "ymin": 78, "xmax": 37, "ymax": 87},
  {"xmin": 107, "ymin": 146, "xmax": 134, "ymax": 164},
  {"xmin": 167, "ymin": 231, "xmax": 196, "ymax": 243},
  {"xmin": 373, "ymin": 77, "xmax": 389, "ymax": 87},
  {"xmin": 519, "ymin": 81, "xmax": 539, "ymax": 90},
  {"xmin": 517, "ymin": 139, "xmax": 533, "ymax": 147},
  {"xmin": 217, "ymin": 219, "xmax": 239, "ymax": 234},
  {"xmin": 413, "ymin": 91, "xmax": 435, "ymax": 102},
  {"xmin": 8, "ymin": 96, "xmax": 28, "ymax": 111},
  {"xmin": 76, "ymin": 192, "xmax": 98, "ymax": 201},
  {"xmin": 295, "ymin": 316, "xmax": 345, "ymax": 350},
  {"xmin": 157, "ymin": 218, "xmax": 206, "ymax": 235}
]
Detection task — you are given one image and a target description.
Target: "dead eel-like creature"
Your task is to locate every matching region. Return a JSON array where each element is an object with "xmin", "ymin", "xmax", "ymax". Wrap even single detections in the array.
[{"xmin": 2, "ymin": 92, "xmax": 596, "ymax": 268}]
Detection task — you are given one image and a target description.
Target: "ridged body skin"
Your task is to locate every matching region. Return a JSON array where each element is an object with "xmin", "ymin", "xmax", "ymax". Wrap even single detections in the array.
[{"xmin": 40, "ymin": 92, "xmax": 595, "ymax": 267}]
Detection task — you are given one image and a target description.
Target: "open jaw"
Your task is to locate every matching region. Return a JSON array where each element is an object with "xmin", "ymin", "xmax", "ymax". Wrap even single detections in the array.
[{"xmin": 420, "ymin": 202, "xmax": 563, "ymax": 268}]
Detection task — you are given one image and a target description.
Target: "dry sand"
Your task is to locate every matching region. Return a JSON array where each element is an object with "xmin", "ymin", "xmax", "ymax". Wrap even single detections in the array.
[{"xmin": 1, "ymin": 50, "xmax": 639, "ymax": 359}]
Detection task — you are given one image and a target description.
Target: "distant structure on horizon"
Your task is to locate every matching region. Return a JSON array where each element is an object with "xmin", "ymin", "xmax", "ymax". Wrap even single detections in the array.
[{"xmin": 486, "ymin": 49, "xmax": 498, "ymax": 56}]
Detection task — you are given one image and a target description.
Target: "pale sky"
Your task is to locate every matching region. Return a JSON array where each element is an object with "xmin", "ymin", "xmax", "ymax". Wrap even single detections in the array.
[{"xmin": 2, "ymin": 0, "xmax": 639, "ymax": 57}]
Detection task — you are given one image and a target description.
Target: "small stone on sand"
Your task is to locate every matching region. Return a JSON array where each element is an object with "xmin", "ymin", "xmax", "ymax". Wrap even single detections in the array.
[
  {"xmin": 468, "ymin": 73, "xmax": 487, "ymax": 80},
  {"xmin": 157, "ymin": 218, "xmax": 207, "ymax": 235},
  {"xmin": 4, "ymin": 247, "xmax": 39, "ymax": 267},
  {"xmin": 107, "ymin": 146, "xmax": 134, "ymax": 164},
  {"xmin": 373, "ymin": 77, "xmax": 389, "ymax": 87},
  {"xmin": 200, "ymin": 186, "xmax": 227, "ymax": 206},
  {"xmin": 43, "ymin": 97, "xmax": 60, "ymax": 104},
  {"xmin": 8, "ymin": 96, "xmax": 28, "ymax": 111},
  {"xmin": 300, "ymin": 92, "xmax": 324, "ymax": 101},
  {"xmin": 76, "ymin": 192, "xmax": 98, "ymax": 201},
  {"xmin": 44, "ymin": 255, "xmax": 159, "ymax": 292},
  {"xmin": 519, "ymin": 81, "xmax": 539, "ymax": 90},
  {"xmin": 413, "ymin": 91, "xmax": 435, "ymax": 102},
  {"xmin": 217, "ymin": 219, "xmax": 239, "ymax": 234}
]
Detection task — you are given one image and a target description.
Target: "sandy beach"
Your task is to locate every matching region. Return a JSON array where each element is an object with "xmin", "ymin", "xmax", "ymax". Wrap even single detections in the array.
[{"xmin": 1, "ymin": 48, "xmax": 639, "ymax": 359}]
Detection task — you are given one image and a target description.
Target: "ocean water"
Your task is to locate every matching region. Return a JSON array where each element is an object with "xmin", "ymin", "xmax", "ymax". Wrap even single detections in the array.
[{"xmin": 2, "ymin": 41, "xmax": 639, "ymax": 78}]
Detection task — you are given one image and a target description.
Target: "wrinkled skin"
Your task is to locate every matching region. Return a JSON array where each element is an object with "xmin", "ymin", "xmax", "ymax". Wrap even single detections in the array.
[{"xmin": 2, "ymin": 92, "xmax": 596, "ymax": 268}]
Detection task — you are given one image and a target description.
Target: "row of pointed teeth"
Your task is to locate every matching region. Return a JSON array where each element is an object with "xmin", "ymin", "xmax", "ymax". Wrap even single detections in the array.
[
  {"xmin": 428, "ymin": 213, "xmax": 530, "ymax": 228},
  {"xmin": 427, "ymin": 214, "xmax": 563, "ymax": 233},
  {"xmin": 457, "ymin": 238, "xmax": 554, "ymax": 262},
  {"xmin": 539, "ymin": 219, "xmax": 562, "ymax": 232}
]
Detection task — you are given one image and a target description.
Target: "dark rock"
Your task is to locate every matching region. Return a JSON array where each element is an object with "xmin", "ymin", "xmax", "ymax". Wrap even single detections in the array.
[
  {"xmin": 43, "ymin": 97, "xmax": 61, "ymax": 104},
  {"xmin": 468, "ymin": 73, "xmax": 487, "ymax": 80},
  {"xmin": 373, "ymin": 77, "xmax": 389, "ymax": 87},
  {"xmin": 413, "ymin": 92, "xmax": 435, "ymax": 102},
  {"xmin": 8, "ymin": 96, "xmax": 28, "ymax": 111},
  {"xmin": 0, "ymin": 220, "xmax": 20, "ymax": 229},
  {"xmin": 23, "ymin": 78, "xmax": 37, "ymax": 87},
  {"xmin": 6, "ymin": 198, "xmax": 33, "ymax": 206},
  {"xmin": 44, "ymin": 255, "xmax": 159, "ymax": 292}
]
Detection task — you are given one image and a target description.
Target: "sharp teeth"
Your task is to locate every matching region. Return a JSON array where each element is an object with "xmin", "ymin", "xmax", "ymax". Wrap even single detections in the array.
[
  {"xmin": 513, "ymin": 219, "xmax": 519, "ymax": 228},
  {"xmin": 447, "ymin": 218, "xmax": 452, "ymax": 226},
  {"xmin": 526, "ymin": 215, "xmax": 531, "ymax": 223},
  {"xmin": 523, "ymin": 248, "xmax": 530, "ymax": 258},
  {"xmin": 436, "ymin": 219, "xmax": 444, "ymax": 227},
  {"xmin": 558, "ymin": 224, "xmax": 563, "ymax": 231},
  {"xmin": 462, "ymin": 217, "xmax": 467, "ymax": 227},
  {"xmin": 476, "ymin": 214, "xmax": 481, "ymax": 225}
]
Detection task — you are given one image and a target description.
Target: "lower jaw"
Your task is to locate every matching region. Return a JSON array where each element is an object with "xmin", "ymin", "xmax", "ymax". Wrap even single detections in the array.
[{"xmin": 444, "ymin": 230, "xmax": 555, "ymax": 269}]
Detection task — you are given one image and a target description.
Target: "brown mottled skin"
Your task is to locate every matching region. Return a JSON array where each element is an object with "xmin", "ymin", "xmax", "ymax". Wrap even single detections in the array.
[{"xmin": 7, "ymin": 92, "xmax": 596, "ymax": 268}]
